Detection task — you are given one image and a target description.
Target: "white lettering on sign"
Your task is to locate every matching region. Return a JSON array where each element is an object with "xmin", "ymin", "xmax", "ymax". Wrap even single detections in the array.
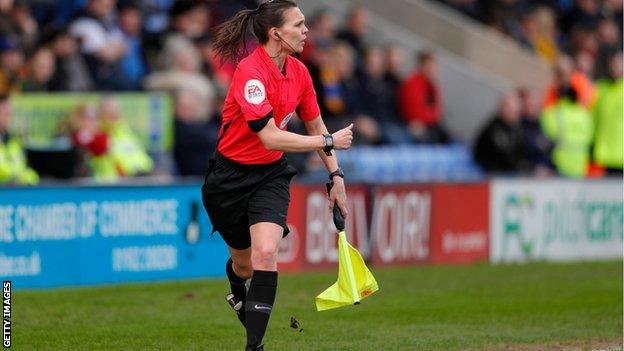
[
  {"xmin": 0, "ymin": 199, "xmax": 182, "ymax": 242},
  {"xmin": 100, "ymin": 200, "xmax": 178, "ymax": 237},
  {"xmin": 112, "ymin": 245, "xmax": 177, "ymax": 272},
  {"xmin": 15, "ymin": 204, "xmax": 77, "ymax": 241},
  {"xmin": 0, "ymin": 252, "xmax": 41, "ymax": 277},
  {"xmin": 0, "ymin": 207, "xmax": 13, "ymax": 243},
  {"xmin": 372, "ymin": 191, "xmax": 430, "ymax": 263},
  {"xmin": 77, "ymin": 202, "xmax": 97, "ymax": 238},
  {"xmin": 305, "ymin": 191, "xmax": 369, "ymax": 264},
  {"xmin": 442, "ymin": 231, "xmax": 486, "ymax": 254},
  {"xmin": 306, "ymin": 192, "xmax": 331, "ymax": 264}
]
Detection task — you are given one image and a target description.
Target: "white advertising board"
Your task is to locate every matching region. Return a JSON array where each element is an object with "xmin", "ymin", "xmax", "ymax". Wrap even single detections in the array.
[{"xmin": 490, "ymin": 179, "xmax": 623, "ymax": 262}]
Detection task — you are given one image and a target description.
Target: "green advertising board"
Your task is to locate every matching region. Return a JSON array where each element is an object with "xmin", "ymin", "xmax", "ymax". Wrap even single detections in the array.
[{"xmin": 8, "ymin": 93, "xmax": 173, "ymax": 152}]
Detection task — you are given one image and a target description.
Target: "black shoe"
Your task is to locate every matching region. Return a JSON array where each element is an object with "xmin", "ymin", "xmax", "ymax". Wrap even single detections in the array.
[
  {"xmin": 226, "ymin": 293, "xmax": 246, "ymax": 327},
  {"xmin": 245, "ymin": 344, "xmax": 264, "ymax": 351}
]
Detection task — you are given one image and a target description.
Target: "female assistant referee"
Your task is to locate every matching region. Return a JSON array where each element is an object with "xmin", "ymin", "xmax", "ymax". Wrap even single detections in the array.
[{"xmin": 202, "ymin": 1, "xmax": 353, "ymax": 350}]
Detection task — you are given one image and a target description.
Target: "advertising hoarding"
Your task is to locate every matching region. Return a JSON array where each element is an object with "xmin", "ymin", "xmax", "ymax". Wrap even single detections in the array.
[
  {"xmin": 0, "ymin": 184, "xmax": 228, "ymax": 289},
  {"xmin": 429, "ymin": 183, "xmax": 489, "ymax": 264},
  {"xmin": 280, "ymin": 184, "xmax": 370, "ymax": 270},
  {"xmin": 490, "ymin": 179, "xmax": 623, "ymax": 262}
]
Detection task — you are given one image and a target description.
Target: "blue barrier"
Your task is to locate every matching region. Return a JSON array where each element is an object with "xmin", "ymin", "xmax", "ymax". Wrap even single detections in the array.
[
  {"xmin": 301, "ymin": 144, "xmax": 483, "ymax": 183},
  {"xmin": 0, "ymin": 183, "xmax": 228, "ymax": 289}
]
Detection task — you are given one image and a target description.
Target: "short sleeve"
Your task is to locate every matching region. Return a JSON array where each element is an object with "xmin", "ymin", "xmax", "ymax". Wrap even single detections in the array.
[
  {"xmin": 297, "ymin": 68, "xmax": 321, "ymax": 121},
  {"xmin": 233, "ymin": 67, "xmax": 273, "ymax": 123}
]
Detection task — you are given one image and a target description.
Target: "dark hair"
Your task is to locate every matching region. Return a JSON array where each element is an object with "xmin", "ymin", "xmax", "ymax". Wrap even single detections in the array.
[
  {"xmin": 309, "ymin": 8, "xmax": 330, "ymax": 28},
  {"xmin": 169, "ymin": 0, "xmax": 204, "ymax": 17},
  {"xmin": 212, "ymin": 0, "xmax": 297, "ymax": 64},
  {"xmin": 38, "ymin": 24, "xmax": 68, "ymax": 47},
  {"xmin": 117, "ymin": 0, "xmax": 139, "ymax": 11},
  {"xmin": 417, "ymin": 50, "xmax": 435, "ymax": 66}
]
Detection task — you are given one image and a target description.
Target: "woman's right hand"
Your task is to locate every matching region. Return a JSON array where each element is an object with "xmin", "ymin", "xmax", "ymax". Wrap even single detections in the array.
[{"xmin": 332, "ymin": 123, "xmax": 354, "ymax": 150}]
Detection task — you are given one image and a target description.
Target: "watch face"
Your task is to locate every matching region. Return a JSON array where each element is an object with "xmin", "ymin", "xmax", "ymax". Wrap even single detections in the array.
[{"xmin": 324, "ymin": 135, "xmax": 333, "ymax": 148}]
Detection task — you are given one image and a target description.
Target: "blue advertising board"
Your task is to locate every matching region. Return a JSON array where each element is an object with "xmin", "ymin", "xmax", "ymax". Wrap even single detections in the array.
[{"xmin": 0, "ymin": 184, "xmax": 228, "ymax": 289}]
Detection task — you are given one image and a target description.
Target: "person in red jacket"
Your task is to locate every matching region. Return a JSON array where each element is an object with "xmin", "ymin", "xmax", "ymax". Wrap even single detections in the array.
[{"xmin": 398, "ymin": 51, "xmax": 451, "ymax": 143}]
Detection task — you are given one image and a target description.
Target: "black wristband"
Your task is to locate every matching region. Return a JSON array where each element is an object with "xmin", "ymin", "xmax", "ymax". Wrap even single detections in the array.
[
  {"xmin": 329, "ymin": 167, "xmax": 344, "ymax": 180},
  {"xmin": 323, "ymin": 134, "xmax": 333, "ymax": 156}
]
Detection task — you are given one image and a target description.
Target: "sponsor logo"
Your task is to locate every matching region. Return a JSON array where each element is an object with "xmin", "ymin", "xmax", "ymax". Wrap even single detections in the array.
[
  {"xmin": 372, "ymin": 191, "xmax": 430, "ymax": 263},
  {"xmin": 305, "ymin": 191, "xmax": 369, "ymax": 264},
  {"xmin": 499, "ymin": 191, "xmax": 623, "ymax": 261},
  {"xmin": 254, "ymin": 304, "xmax": 271, "ymax": 311},
  {"xmin": 279, "ymin": 112, "xmax": 294, "ymax": 129},
  {"xmin": 502, "ymin": 194, "xmax": 537, "ymax": 259},
  {"xmin": 244, "ymin": 79, "xmax": 266, "ymax": 104},
  {"xmin": 442, "ymin": 230, "xmax": 487, "ymax": 254}
]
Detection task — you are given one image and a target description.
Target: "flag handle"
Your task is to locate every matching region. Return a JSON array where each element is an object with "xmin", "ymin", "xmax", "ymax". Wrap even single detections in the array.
[
  {"xmin": 326, "ymin": 182, "xmax": 345, "ymax": 231},
  {"xmin": 326, "ymin": 182, "xmax": 360, "ymax": 304}
]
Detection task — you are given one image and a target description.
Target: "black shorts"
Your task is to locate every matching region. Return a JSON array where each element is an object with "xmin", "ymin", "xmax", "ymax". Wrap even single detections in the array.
[{"xmin": 201, "ymin": 152, "xmax": 298, "ymax": 250}]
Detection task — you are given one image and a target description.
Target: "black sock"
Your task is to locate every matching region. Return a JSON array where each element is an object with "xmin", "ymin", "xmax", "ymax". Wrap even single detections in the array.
[
  {"xmin": 245, "ymin": 270, "xmax": 277, "ymax": 348},
  {"xmin": 225, "ymin": 258, "xmax": 247, "ymax": 303}
]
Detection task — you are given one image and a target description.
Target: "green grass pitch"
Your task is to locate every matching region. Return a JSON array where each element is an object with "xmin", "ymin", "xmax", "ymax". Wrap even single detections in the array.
[{"xmin": 13, "ymin": 261, "xmax": 623, "ymax": 350}]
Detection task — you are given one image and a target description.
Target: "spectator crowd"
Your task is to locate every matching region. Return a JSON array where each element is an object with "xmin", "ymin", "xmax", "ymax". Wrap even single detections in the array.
[
  {"xmin": 0, "ymin": 0, "xmax": 621, "ymax": 185},
  {"xmin": 440, "ymin": 0, "xmax": 622, "ymax": 177}
]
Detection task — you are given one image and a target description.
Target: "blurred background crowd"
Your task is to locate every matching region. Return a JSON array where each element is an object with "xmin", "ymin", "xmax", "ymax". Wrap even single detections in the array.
[{"xmin": 0, "ymin": 0, "xmax": 621, "ymax": 185}]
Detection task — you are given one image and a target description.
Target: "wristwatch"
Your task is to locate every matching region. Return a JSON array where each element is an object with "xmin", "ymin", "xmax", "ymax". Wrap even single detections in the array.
[
  {"xmin": 322, "ymin": 134, "xmax": 334, "ymax": 156},
  {"xmin": 329, "ymin": 167, "xmax": 344, "ymax": 180}
]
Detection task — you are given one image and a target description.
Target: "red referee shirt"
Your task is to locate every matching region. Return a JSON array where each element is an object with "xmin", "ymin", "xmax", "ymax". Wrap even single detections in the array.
[{"xmin": 217, "ymin": 46, "xmax": 321, "ymax": 164}]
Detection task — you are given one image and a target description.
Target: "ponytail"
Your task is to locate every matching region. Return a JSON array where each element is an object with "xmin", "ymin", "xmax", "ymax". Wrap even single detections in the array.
[
  {"xmin": 212, "ymin": 0, "xmax": 298, "ymax": 64},
  {"xmin": 212, "ymin": 9, "xmax": 256, "ymax": 65}
]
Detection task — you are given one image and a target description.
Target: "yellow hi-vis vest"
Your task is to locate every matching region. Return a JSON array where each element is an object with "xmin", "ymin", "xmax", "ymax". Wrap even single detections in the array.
[
  {"xmin": 89, "ymin": 122, "xmax": 154, "ymax": 182},
  {"xmin": 541, "ymin": 99, "xmax": 594, "ymax": 178},
  {"xmin": 0, "ymin": 137, "xmax": 39, "ymax": 185},
  {"xmin": 593, "ymin": 78, "xmax": 623, "ymax": 169},
  {"xmin": 89, "ymin": 153, "xmax": 119, "ymax": 182},
  {"xmin": 108, "ymin": 122, "xmax": 153, "ymax": 176}
]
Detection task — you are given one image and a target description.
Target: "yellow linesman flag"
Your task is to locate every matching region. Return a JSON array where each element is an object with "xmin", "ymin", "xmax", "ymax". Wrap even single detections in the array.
[{"xmin": 315, "ymin": 230, "xmax": 379, "ymax": 311}]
